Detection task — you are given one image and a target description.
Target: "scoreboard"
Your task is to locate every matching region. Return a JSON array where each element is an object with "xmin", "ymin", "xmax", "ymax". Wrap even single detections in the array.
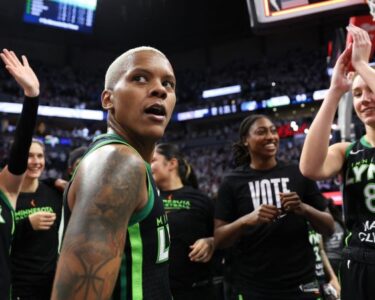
[
  {"xmin": 247, "ymin": 0, "xmax": 368, "ymax": 29},
  {"xmin": 23, "ymin": 0, "xmax": 97, "ymax": 33}
]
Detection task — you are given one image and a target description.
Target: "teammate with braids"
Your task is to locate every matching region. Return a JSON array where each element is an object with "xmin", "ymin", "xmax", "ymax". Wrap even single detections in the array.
[
  {"xmin": 52, "ymin": 46, "xmax": 176, "ymax": 300},
  {"xmin": 0, "ymin": 49, "xmax": 40, "ymax": 300},
  {"xmin": 215, "ymin": 114, "xmax": 334, "ymax": 300},
  {"xmin": 300, "ymin": 24, "xmax": 375, "ymax": 300},
  {"xmin": 151, "ymin": 143, "xmax": 215, "ymax": 300}
]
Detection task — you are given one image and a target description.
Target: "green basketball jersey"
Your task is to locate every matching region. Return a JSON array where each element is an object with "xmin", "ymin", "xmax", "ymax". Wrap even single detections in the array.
[{"xmin": 64, "ymin": 133, "xmax": 172, "ymax": 299}]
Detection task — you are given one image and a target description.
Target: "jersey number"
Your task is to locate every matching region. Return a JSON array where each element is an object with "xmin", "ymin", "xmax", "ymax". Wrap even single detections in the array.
[
  {"xmin": 156, "ymin": 225, "xmax": 170, "ymax": 263},
  {"xmin": 364, "ymin": 183, "xmax": 375, "ymax": 213}
]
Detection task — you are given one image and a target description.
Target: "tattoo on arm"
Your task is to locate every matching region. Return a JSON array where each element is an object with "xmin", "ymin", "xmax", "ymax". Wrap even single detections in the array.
[{"xmin": 52, "ymin": 148, "xmax": 145, "ymax": 300}]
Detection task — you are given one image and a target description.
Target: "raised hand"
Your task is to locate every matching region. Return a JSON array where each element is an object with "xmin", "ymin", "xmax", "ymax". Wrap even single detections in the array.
[
  {"xmin": 346, "ymin": 24, "xmax": 372, "ymax": 69},
  {"xmin": 329, "ymin": 45, "xmax": 353, "ymax": 95},
  {"xmin": 0, "ymin": 49, "xmax": 40, "ymax": 97}
]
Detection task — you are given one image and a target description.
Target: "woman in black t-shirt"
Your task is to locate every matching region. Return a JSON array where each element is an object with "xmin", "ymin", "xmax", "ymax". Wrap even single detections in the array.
[
  {"xmin": 0, "ymin": 49, "xmax": 39, "ymax": 300},
  {"xmin": 151, "ymin": 143, "xmax": 215, "ymax": 300},
  {"xmin": 11, "ymin": 140, "xmax": 62, "ymax": 300},
  {"xmin": 214, "ymin": 114, "xmax": 334, "ymax": 300}
]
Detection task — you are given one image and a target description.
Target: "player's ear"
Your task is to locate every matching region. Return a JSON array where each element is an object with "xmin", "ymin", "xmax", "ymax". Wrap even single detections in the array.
[
  {"xmin": 102, "ymin": 90, "xmax": 114, "ymax": 110},
  {"xmin": 168, "ymin": 158, "xmax": 178, "ymax": 171}
]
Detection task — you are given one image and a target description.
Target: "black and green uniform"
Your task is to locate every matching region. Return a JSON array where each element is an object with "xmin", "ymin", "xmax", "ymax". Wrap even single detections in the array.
[
  {"xmin": 341, "ymin": 137, "xmax": 375, "ymax": 300},
  {"xmin": 63, "ymin": 133, "xmax": 172, "ymax": 300},
  {"xmin": 0, "ymin": 190, "xmax": 15, "ymax": 300}
]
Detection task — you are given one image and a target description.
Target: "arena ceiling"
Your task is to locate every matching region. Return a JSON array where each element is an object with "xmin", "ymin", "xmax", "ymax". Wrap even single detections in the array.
[
  {"xmin": 0, "ymin": 0, "xmax": 250, "ymax": 51},
  {"xmin": 0, "ymin": 0, "xmax": 368, "ymax": 52}
]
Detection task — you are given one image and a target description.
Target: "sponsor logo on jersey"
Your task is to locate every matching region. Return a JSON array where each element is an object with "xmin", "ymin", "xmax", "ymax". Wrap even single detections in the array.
[
  {"xmin": 350, "ymin": 149, "xmax": 365, "ymax": 155},
  {"xmin": 358, "ymin": 220, "xmax": 375, "ymax": 244},
  {"xmin": 163, "ymin": 199, "xmax": 191, "ymax": 210},
  {"xmin": 15, "ymin": 206, "xmax": 54, "ymax": 222}
]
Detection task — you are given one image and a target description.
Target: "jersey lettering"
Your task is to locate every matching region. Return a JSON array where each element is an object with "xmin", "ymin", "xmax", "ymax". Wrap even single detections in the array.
[
  {"xmin": 346, "ymin": 162, "xmax": 375, "ymax": 186},
  {"xmin": 358, "ymin": 220, "xmax": 375, "ymax": 244},
  {"xmin": 0, "ymin": 206, "xmax": 5, "ymax": 224},
  {"xmin": 15, "ymin": 206, "xmax": 54, "ymax": 222},
  {"xmin": 308, "ymin": 230, "xmax": 324, "ymax": 277},
  {"xmin": 248, "ymin": 178, "xmax": 290, "ymax": 209},
  {"xmin": 156, "ymin": 225, "xmax": 170, "ymax": 263}
]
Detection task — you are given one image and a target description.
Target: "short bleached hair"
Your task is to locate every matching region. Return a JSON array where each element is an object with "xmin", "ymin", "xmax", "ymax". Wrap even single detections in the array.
[{"xmin": 104, "ymin": 46, "xmax": 167, "ymax": 90}]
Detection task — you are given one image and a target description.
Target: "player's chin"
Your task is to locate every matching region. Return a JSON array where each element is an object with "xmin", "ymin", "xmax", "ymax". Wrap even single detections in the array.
[
  {"xmin": 363, "ymin": 116, "xmax": 375, "ymax": 128},
  {"xmin": 144, "ymin": 127, "xmax": 167, "ymax": 141},
  {"xmin": 26, "ymin": 171, "xmax": 42, "ymax": 179}
]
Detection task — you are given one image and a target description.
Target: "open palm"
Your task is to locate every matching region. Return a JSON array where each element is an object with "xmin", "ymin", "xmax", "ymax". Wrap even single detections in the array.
[{"xmin": 0, "ymin": 49, "xmax": 39, "ymax": 97}]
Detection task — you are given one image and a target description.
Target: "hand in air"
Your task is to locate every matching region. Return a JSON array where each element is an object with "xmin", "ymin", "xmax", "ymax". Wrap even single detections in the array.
[
  {"xmin": 346, "ymin": 24, "xmax": 372, "ymax": 69},
  {"xmin": 330, "ymin": 44, "xmax": 353, "ymax": 95},
  {"xmin": 0, "ymin": 49, "xmax": 40, "ymax": 97}
]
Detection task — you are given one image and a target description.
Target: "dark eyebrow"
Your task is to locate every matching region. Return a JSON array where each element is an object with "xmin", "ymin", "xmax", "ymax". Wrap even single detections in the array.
[
  {"xmin": 128, "ymin": 68, "xmax": 151, "ymax": 75},
  {"xmin": 163, "ymin": 74, "xmax": 176, "ymax": 83},
  {"xmin": 129, "ymin": 68, "xmax": 176, "ymax": 82},
  {"xmin": 255, "ymin": 126, "xmax": 275, "ymax": 130}
]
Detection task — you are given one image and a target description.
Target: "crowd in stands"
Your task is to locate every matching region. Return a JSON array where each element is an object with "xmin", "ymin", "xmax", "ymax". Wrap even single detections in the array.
[
  {"xmin": 0, "ymin": 47, "xmax": 340, "ymax": 197},
  {"xmin": 175, "ymin": 48, "xmax": 329, "ymax": 110},
  {"xmin": 0, "ymin": 63, "xmax": 104, "ymax": 109},
  {"xmin": 0, "ymin": 115, "xmax": 342, "ymax": 198},
  {"xmin": 0, "ymin": 48, "xmax": 329, "ymax": 110}
]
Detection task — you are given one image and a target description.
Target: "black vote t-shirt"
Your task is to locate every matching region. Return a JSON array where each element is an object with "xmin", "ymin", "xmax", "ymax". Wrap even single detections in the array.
[
  {"xmin": 160, "ymin": 186, "xmax": 214, "ymax": 291},
  {"xmin": 215, "ymin": 162, "xmax": 327, "ymax": 292}
]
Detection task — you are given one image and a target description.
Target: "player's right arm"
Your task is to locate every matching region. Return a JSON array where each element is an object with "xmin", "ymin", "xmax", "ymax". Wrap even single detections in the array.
[
  {"xmin": 300, "ymin": 45, "xmax": 352, "ymax": 180},
  {"xmin": 51, "ymin": 144, "xmax": 147, "ymax": 300}
]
